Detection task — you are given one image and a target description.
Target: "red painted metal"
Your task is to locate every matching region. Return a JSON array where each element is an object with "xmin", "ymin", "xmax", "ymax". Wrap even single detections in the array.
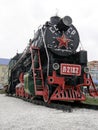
[
  {"xmin": 30, "ymin": 46, "xmax": 44, "ymax": 96},
  {"xmin": 15, "ymin": 83, "xmax": 25, "ymax": 97},
  {"xmin": 15, "ymin": 57, "xmax": 98, "ymax": 102},
  {"xmin": 43, "ymin": 86, "xmax": 49, "ymax": 102},
  {"xmin": 15, "ymin": 49, "xmax": 98, "ymax": 103},
  {"xmin": 48, "ymin": 71, "xmax": 85, "ymax": 101},
  {"xmin": 57, "ymin": 34, "xmax": 72, "ymax": 48},
  {"xmin": 76, "ymin": 73, "xmax": 98, "ymax": 97},
  {"xmin": 19, "ymin": 86, "xmax": 25, "ymax": 97},
  {"xmin": 48, "ymin": 71, "xmax": 98, "ymax": 102},
  {"xmin": 60, "ymin": 63, "xmax": 81, "ymax": 76},
  {"xmin": 16, "ymin": 87, "xmax": 19, "ymax": 96},
  {"xmin": 88, "ymin": 74, "xmax": 98, "ymax": 97},
  {"xmin": 50, "ymin": 86, "xmax": 86, "ymax": 101},
  {"xmin": 48, "ymin": 71, "xmax": 65, "ymax": 88},
  {"xmin": 19, "ymin": 72, "xmax": 24, "ymax": 83},
  {"xmin": 36, "ymin": 91, "xmax": 43, "ymax": 95}
]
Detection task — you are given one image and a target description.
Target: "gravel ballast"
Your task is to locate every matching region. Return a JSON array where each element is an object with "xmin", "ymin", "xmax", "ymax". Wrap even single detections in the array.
[{"xmin": 0, "ymin": 94, "xmax": 98, "ymax": 130}]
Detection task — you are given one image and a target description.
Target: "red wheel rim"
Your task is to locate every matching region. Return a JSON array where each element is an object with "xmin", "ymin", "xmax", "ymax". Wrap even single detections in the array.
[{"xmin": 43, "ymin": 86, "xmax": 49, "ymax": 103}]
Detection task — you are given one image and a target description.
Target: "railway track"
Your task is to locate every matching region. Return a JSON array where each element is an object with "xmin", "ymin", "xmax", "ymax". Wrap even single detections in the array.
[{"xmin": 6, "ymin": 94, "xmax": 98, "ymax": 112}]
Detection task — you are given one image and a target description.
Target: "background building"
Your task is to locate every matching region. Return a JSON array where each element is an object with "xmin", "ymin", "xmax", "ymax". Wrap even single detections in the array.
[
  {"xmin": 0, "ymin": 58, "xmax": 10, "ymax": 88},
  {"xmin": 88, "ymin": 61, "xmax": 98, "ymax": 85}
]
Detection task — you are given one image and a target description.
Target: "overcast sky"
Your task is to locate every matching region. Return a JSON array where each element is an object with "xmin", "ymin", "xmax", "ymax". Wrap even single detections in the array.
[{"xmin": 0, "ymin": 0, "xmax": 98, "ymax": 61}]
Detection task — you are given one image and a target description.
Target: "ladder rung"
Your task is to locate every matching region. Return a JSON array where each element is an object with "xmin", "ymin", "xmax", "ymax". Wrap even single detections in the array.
[
  {"xmin": 36, "ymin": 85, "xmax": 43, "ymax": 87},
  {"xmin": 36, "ymin": 85, "xmax": 43, "ymax": 89},
  {"xmin": 31, "ymin": 47, "xmax": 44, "ymax": 91}
]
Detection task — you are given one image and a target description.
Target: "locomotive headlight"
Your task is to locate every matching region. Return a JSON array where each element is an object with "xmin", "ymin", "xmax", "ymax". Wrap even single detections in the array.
[
  {"xmin": 84, "ymin": 67, "xmax": 89, "ymax": 73},
  {"xmin": 62, "ymin": 16, "xmax": 72, "ymax": 26},
  {"xmin": 53, "ymin": 63, "xmax": 59, "ymax": 70}
]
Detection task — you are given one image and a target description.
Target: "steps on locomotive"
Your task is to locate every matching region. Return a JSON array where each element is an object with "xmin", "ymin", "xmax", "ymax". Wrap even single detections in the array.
[{"xmin": 31, "ymin": 47, "xmax": 44, "ymax": 94}]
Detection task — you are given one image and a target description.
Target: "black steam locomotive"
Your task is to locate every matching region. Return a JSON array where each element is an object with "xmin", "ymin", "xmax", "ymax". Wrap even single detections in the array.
[{"xmin": 7, "ymin": 15, "xmax": 98, "ymax": 103}]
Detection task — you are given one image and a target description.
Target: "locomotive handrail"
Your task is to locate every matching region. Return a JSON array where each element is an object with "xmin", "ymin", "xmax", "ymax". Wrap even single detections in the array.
[{"xmin": 41, "ymin": 28, "xmax": 50, "ymax": 76}]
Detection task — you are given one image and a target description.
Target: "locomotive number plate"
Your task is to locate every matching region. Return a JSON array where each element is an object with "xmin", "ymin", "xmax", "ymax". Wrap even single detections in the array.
[{"xmin": 60, "ymin": 64, "xmax": 81, "ymax": 76}]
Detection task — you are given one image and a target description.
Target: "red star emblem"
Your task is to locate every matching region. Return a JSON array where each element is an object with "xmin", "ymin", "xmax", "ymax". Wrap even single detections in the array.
[{"xmin": 56, "ymin": 34, "xmax": 71, "ymax": 48}]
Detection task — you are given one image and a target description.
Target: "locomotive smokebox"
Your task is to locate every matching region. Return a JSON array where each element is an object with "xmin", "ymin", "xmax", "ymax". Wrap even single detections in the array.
[{"xmin": 57, "ymin": 16, "xmax": 72, "ymax": 32}]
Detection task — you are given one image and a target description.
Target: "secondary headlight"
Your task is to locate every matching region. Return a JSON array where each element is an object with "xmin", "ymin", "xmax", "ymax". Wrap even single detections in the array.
[
  {"xmin": 53, "ymin": 63, "xmax": 59, "ymax": 70},
  {"xmin": 84, "ymin": 67, "xmax": 89, "ymax": 73}
]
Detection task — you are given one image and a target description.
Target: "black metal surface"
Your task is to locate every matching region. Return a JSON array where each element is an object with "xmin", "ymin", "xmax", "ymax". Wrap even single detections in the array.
[
  {"xmin": 44, "ymin": 24, "xmax": 79, "ymax": 56},
  {"xmin": 32, "ymin": 16, "xmax": 80, "ymax": 57}
]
